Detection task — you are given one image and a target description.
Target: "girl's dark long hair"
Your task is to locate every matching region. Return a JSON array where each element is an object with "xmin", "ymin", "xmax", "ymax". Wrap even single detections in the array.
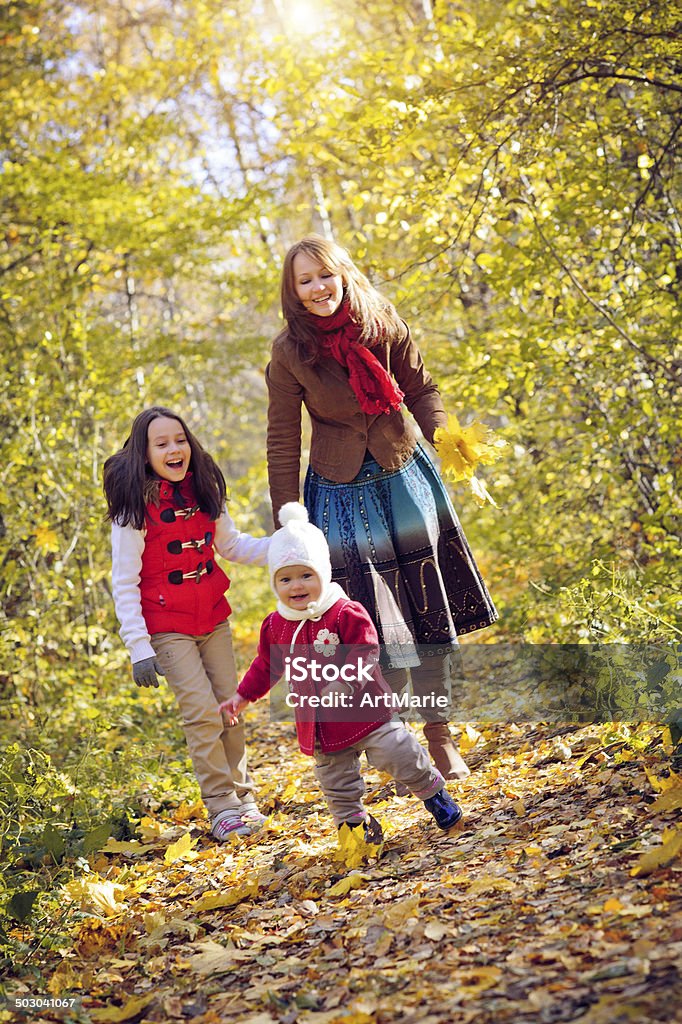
[
  {"xmin": 103, "ymin": 407, "xmax": 227, "ymax": 529},
  {"xmin": 278, "ymin": 234, "xmax": 403, "ymax": 365}
]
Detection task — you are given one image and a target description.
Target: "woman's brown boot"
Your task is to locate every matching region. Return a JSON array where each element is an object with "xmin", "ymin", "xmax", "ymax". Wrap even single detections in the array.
[{"xmin": 423, "ymin": 722, "xmax": 471, "ymax": 780}]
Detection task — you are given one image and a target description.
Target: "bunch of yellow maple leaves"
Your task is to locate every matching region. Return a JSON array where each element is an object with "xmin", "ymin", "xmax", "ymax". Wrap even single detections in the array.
[{"xmin": 433, "ymin": 414, "xmax": 507, "ymax": 507}]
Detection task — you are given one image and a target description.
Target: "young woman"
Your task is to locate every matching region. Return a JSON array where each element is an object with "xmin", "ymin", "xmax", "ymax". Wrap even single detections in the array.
[{"xmin": 265, "ymin": 235, "xmax": 498, "ymax": 780}]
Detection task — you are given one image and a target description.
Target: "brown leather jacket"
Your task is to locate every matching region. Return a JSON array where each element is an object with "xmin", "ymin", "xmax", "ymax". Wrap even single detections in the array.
[{"xmin": 266, "ymin": 321, "xmax": 448, "ymax": 522}]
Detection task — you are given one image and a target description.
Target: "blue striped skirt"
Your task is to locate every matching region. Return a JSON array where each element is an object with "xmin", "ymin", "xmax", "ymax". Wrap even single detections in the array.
[{"xmin": 304, "ymin": 444, "xmax": 498, "ymax": 667}]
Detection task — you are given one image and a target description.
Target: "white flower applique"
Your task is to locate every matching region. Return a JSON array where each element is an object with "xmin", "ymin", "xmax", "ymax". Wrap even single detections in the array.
[{"xmin": 313, "ymin": 628, "xmax": 340, "ymax": 657}]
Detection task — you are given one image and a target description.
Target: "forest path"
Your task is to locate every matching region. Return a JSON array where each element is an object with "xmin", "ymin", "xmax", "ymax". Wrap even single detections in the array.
[{"xmin": 23, "ymin": 718, "xmax": 682, "ymax": 1024}]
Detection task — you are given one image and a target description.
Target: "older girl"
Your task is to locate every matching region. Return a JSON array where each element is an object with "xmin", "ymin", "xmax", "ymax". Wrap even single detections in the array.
[{"xmin": 104, "ymin": 406, "xmax": 270, "ymax": 841}]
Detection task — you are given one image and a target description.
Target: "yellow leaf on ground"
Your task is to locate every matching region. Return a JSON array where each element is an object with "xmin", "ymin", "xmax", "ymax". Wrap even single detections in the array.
[
  {"xmin": 466, "ymin": 876, "xmax": 516, "ymax": 895},
  {"xmin": 141, "ymin": 916, "xmax": 200, "ymax": 948},
  {"xmin": 47, "ymin": 962, "xmax": 82, "ymax": 995},
  {"xmin": 73, "ymin": 918, "xmax": 132, "ymax": 956},
  {"xmin": 173, "ymin": 800, "xmax": 204, "ymax": 822},
  {"xmin": 651, "ymin": 785, "xmax": 682, "ymax": 812},
  {"xmin": 336, "ymin": 821, "xmax": 384, "ymax": 869},
  {"xmin": 100, "ymin": 839, "xmax": 156, "ymax": 856},
  {"xmin": 63, "ymin": 877, "xmax": 126, "ymax": 917},
  {"xmin": 644, "ymin": 768, "xmax": 680, "ymax": 794},
  {"xmin": 459, "ymin": 724, "xmax": 483, "ymax": 752},
  {"xmin": 456, "ymin": 966, "xmax": 502, "ymax": 994},
  {"xmin": 383, "ymin": 896, "xmax": 421, "ymax": 927},
  {"xmin": 328, "ymin": 872, "xmax": 371, "ymax": 897},
  {"xmin": 424, "ymin": 920, "xmax": 452, "ymax": 940},
  {"xmin": 603, "ymin": 898, "xmax": 624, "ymax": 913},
  {"xmin": 330, "ymin": 1014, "xmax": 375, "ymax": 1024},
  {"xmin": 281, "ymin": 779, "xmax": 300, "ymax": 801},
  {"xmin": 89, "ymin": 993, "xmax": 155, "ymax": 1022},
  {"xmin": 372, "ymin": 930, "xmax": 394, "ymax": 956},
  {"xmin": 192, "ymin": 877, "xmax": 261, "ymax": 911},
  {"xmin": 143, "ymin": 911, "xmax": 166, "ymax": 934},
  {"xmin": 631, "ymin": 828, "xmax": 682, "ymax": 877},
  {"xmin": 186, "ymin": 939, "xmax": 251, "ymax": 975},
  {"xmin": 138, "ymin": 817, "xmax": 168, "ymax": 841},
  {"xmin": 575, "ymin": 993, "xmax": 646, "ymax": 1022},
  {"xmin": 234, "ymin": 1016, "xmax": 276, "ymax": 1024},
  {"xmin": 164, "ymin": 831, "xmax": 198, "ymax": 864}
]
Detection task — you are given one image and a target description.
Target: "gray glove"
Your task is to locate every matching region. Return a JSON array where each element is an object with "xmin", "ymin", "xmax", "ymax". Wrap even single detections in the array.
[{"xmin": 132, "ymin": 657, "xmax": 164, "ymax": 688}]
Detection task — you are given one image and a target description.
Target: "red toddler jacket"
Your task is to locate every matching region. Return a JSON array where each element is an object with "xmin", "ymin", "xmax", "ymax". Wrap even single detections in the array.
[
  {"xmin": 238, "ymin": 597, "xmax": 394, "ymax": 754},
  {"xmin": 139, "ymin": 475, "xmax": 230, "ymax": 636}
]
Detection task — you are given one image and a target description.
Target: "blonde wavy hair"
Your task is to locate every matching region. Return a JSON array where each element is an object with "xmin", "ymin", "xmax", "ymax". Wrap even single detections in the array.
[{"xmin": 279, "ymin": 235, "xmax": 403, "ymax": 363}]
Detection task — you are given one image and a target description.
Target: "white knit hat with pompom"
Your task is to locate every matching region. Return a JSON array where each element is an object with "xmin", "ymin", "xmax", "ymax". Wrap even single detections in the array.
[{"xmin": 268, "ymin": 502, "xmax": 332, "ymax": 594}]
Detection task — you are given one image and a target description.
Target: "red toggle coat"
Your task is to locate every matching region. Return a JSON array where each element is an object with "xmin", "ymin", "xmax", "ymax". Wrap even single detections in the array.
[{"xmin": 139, "ymin": 475, "xmax": 231, "ymax": 636}]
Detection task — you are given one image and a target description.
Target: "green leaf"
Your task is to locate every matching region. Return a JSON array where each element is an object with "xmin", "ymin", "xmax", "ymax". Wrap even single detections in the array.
[
  {"xmin": 6, "ymin": 890, "xmax": 40, "ymax": 924},
  {"xmin": 82, "ymin": 822, "xmax": 112, "ymax": 855},
  {"xmin": 41, "ymin": 823, "xmax": 66, "ymax": 861}
]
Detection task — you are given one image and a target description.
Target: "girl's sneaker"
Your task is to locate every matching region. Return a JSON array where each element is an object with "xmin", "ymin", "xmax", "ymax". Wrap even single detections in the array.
[
  {"xmin": 239, "ymin": 801, "xmax": 268, "ymax": 832},
  {"xmin": 211, "ymin": 809, "xmax": 250, "ymax": 840},
  {"xmin": 423, "ymin": 789, "xmax": 463, "ymax": 831}
]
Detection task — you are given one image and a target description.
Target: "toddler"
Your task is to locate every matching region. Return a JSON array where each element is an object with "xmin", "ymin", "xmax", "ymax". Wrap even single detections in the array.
[{"xmin": 221, "ymin": 503, "xmax": 463, "ymax": 842}]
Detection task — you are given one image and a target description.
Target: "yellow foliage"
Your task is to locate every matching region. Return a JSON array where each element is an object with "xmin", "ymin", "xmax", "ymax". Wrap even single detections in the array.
[
  {"xmin": 433, "ymin": 414, "xmax": 507, "ymax": 507},
  {"xmin": 185, "ymin": 938, "xmax": 251, "ymax": 974},
  {"xmin": 434, "ymin": 414, "xmax": 506, "ymax": 480},
  {"xmin": 328, "ymin": 1014, "xmax": 375, "ymax": 1024},
  {"xmin": 173, "ymin": 800, "xmax": 205, "ymax": 823},
  {"xmin": 73, "ymin": 918, "xmax": 132, "ymax": 957},
  {"xmin": 163, "ymin": 831, "xmax": 199, "ymax": 864},
  {"xmin": 469, "ymin": 474, "xmax": 500, "ymax": 508},
  {"xmin": 466, "ymin": 876, "xmax": 516, "ymax": 895},
  {"xmin": 458, "ymin": 723, "xmax": 483, "ymax": 753},
  {"xmin": 63, "ymin": 876, "xmax": 126, "ymax": 917},
  {"xmin": 33, "ymin": 523, "xmax": 60, "ymax": 553},
  {"xmin": 651, "ymin": 785, "xmax": 682, "ymax": 812},
  {"xmin": 455, "ymin": 966, "xmax": 503, "ymax": 995},
  {"xmin": 336, "ymin": 821, "xmax": 384, "ymax": 869},
  {"xmin": 382, "ymin": 896, "xmax": 422, "ymax": 928},
  {"xmin": 100, "ymin": 838, "xmax": 156, "ymax": 857},
  {"xmin": 327, "ymin": 872, "xmax": 372, "ymax": 897},
  {"xmin": 644, "ymin": 768, "xmax": 680, "ymax": 794},
  {"xmin": 138, "ymin": 817, "xmax": 168, "ymax": 842},
  {"xmin": 89, "ymin": 993, "xmax": 156, "ymax": 1022},
  {"xmin": 47, "ymin": 962, "xmax": 83, "ymax": 994},
  {"xmin": 630, "ymin": 828, "xmax": 682, "ymax": 877},
  {"xmin": 192, "ymin": 877, "xmax": 261, "ymax": 911},
  {"xmin": 281, "ymin": 778, "xmax": 301, "ymax": 801}
]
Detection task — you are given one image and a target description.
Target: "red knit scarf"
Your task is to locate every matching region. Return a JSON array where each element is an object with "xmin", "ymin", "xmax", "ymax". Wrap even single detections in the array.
[{"xmin": 306, "ymin": 301, "xmax": 404, "ymax": 416}]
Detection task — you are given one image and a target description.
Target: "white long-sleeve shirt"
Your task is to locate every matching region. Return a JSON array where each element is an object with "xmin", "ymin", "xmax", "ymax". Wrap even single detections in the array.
[{"xmin": 111, "ymin": 508, "xmax": 270, "ymax": 663}]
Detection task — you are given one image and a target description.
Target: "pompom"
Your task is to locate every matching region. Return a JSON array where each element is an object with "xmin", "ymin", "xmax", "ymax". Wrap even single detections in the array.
[{"xmin": 277, "ymin": 502, "xmax": 310, "ymax": 527}]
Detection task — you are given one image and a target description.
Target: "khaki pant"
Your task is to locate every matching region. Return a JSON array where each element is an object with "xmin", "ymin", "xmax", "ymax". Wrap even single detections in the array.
[
  {"xmin": 313, "ymin": 720, "xmax": 444, "ymax": 825},
  {"xmin": 151, "ymin": 620, "xmax": 254, "ymax": 819}
]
